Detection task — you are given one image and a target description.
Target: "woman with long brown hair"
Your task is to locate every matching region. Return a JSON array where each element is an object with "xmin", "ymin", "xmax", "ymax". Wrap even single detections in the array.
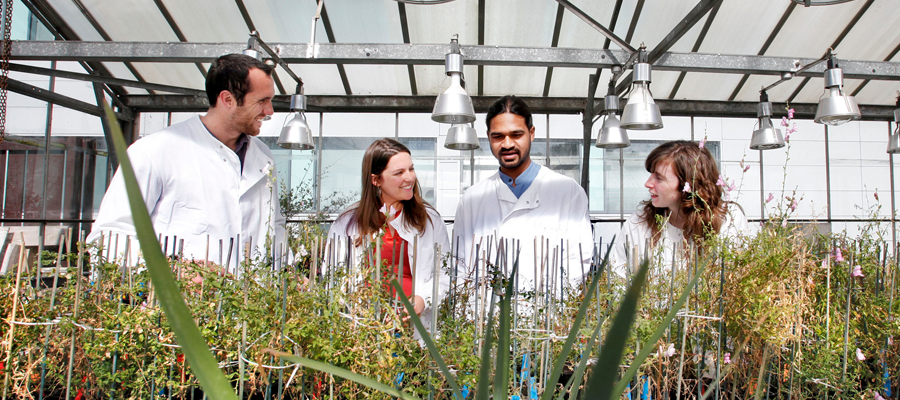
[
  {"xmin": 327, "ymin": 138, "xmax": 450, "ymax": 329},
  {"xmin": 610, "ymin": 140, "xmax": 749, "ymax": 275}
]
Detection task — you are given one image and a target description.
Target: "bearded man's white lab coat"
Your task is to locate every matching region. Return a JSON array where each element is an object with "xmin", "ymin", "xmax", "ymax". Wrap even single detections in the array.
[
  {"xmin": 452, "ymin": 166, "xmax": 594, "ymax": 292},
  {"xmin": 88, "ymin": 115, "xmax": 286, "ymax": 264}
]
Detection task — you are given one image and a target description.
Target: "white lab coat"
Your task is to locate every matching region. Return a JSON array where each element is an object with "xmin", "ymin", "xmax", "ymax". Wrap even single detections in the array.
[
  {"xmin": 327, "ymin": 206, "xmax": 452, "ymax": 337},
  {"xmin": 87, "ymin": 115, "xmax": 287, "ymax": 266},
  {"xmin": 609, "ymin": 204, "xmax": 750, "ymax": 278},
  {"xmin": 453, "ymin": 166, "xmax": 594, "ymax": 292}
]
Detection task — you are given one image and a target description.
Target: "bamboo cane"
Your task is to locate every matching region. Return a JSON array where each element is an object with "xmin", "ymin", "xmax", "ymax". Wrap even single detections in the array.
[
  {"xmin": 1, "ymin": 235, "xmax": 28, "ymax": 400},
  {"xmin": 64, "ymin": 231, "xmax": 85, "ymax": 400},
  {"xmin": 38, "ymin": 233, "xmax": 65, "ymax": 400}
]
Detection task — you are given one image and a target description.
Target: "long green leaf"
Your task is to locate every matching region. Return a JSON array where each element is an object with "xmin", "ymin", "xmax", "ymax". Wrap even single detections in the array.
[
  {"xmin": 493, "ymin": 252, "xmax": 519, "ymax": 400},
  {"xmin": 582, "ymin": 259, "xmax": 651, "ymax": 400},
  {"xmin": 390, "ymin": 279, "xmax": 464, "ymax": 400},
  {"xmin": 558, "ymin": 316, "xmax": 605, "ymax": 400},
  {"xmin": 540, "ymin": 242, "xmax": 612, "ymax": 400},
  {"xmin": 475, "ymin": 284, "xmax": 497, "ymax": 400},
  {"xmin": 102, "ymin": 104, "xmax": 238, "ymax": 400},
  {"xmin": 263, "ymin": 350, "xmax": 421, "ymax": 400},
  {"xmin": 612, "ymin": 254, "xmax": 708, "ymax": 395}
]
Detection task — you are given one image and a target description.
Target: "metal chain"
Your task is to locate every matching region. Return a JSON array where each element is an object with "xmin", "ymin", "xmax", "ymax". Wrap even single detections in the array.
[{"xmin": 0, "ymin": 0, "xmax": 13, "ymax": 143}]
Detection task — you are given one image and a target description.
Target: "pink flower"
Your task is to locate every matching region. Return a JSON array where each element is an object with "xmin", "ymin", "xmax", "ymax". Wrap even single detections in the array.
[
  {"xmin": 716, "ymin": 175, "xmax": 727, "ymax": 188},
  {"xmin": 835, "ymin": 247, "xmax": 844, "ymax": 263},
  {"xmin": 874, "ymin": 191, "xmax": 879, "ymax": 201},
  {"xmin": 765, "ymin": 193, "xmax": 774, "ymax": 203},
  {"xmin": 889, "ymin": 336, "xmax": 893, "ymax": 346},
  {"xmin": 724, "ymin": 192, "xmax": 732, "ymax": 201},
  {"xmin": 851, "ymin": 265, "xmax": 864, "ymax": 278},
  {"xmin": 790, "ymin": 199, "xmax": 798, "ymax": 212},
  {"xmin": 874, "ymin": 391, "xmax": 886, "ymax": 400},
  {"xmin": 781, "ymin": 116, "xmax": 789, "ymax": 127},
  {"xmin": 728, "ymin": 181, "xmax": 736, "ymax": 192},
  {"xmin": 723, "ymin": 352, "xmax": 731, "ymax": 364},
  {"xmin": 821, "ymin": 258, "xmax": 828, "ymax": 269},
  {"xmin": 699, "ymin": 137, "xmax": 706, "ymax": 149},
  {"xmin": 683, "ymin": 182, "xmax": 691, "ymax": 193},
  {"xmin": 782, "ymin": 218, "xmax": 788, "ymax": 228},
  {"xmin": 788, "ymin": 108, "xmax": 795, "ymax": 119},
  {"xmin": 855, "ymin": 348, "xmax": 865, "ymax": 361},
  {"xmin": 743, "ymin": 164, "xmax": 750, "ymax": 172}
]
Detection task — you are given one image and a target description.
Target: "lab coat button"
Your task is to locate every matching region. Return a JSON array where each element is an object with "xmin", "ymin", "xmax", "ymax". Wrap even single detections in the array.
[{"xmin": 526, "ymin": 201, "xmax": 529, "ymax": 204}]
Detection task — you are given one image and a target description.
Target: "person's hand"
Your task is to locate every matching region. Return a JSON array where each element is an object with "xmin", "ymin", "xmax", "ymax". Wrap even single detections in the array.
[{"xmin": 402, "ymin": 295, "xmax": 426, "ymax": 323}]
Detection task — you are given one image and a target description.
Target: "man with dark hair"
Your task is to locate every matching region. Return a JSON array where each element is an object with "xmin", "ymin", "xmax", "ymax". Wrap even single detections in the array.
[
  {"xmin": 88, "ymin": 54, "xmax": 285, "ymax": 264},
  {"xmin": 453, "ymin": 95, "xmax": 593, "ymax": 290}
]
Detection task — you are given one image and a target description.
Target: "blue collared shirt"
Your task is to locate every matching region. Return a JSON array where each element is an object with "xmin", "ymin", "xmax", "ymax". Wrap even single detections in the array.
[{"xmin": 498, "ymin": 161, "xmax": 541, "ymax": 198}]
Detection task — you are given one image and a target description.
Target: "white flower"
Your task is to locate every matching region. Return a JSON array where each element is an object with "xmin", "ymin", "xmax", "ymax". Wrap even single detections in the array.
[
  {"xmin": 298, "ymin": 245, "xmax": 308, "ymax": 258},
  {"xmin": 855, "ymin": 348, "xmax": 865, "ymax": 361},
  {"xmin": 659, "ymin": 343, "xmax": 676, "ymax": 358},
  {"xmin": 379, "ymin": 203, "xmax": 396, "ymax": 218}
]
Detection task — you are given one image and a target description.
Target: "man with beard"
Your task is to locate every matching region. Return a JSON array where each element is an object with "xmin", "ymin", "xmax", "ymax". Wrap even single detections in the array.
[
  {"xmin": 453, "ymin": 96, "xmax": 593, "ymax": 293},
  {"xmin": 88, "ymin": 54, "xmax": 286, "ymax": 264}
]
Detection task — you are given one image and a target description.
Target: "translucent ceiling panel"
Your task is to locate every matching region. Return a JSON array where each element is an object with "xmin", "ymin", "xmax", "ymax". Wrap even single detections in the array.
[
  {"xmin": 626, "ymin": 0, "xmax": 707, "ymax": 53},
  {"xmin": 158, "ymin": 0, "xmax": 249, "ymax": 42},
  {"xmin": 672, "ymin": 73, "xmax": 747, "ymax": 101},
  {"xmin": 609, "ymin": 0, "xmax": 640, "ymax": 44},
  {"xmin": 414, "ymin": 65, "xmax": 478, "ymax": 97},
  {"xmin": 342, "ymin": 65, "xmax": 411, "ymax": 95},
  {"xmin": 405, "ymin": 0, "xmax": 477, "ymax": 45},
  {"xmin": 698, "ymin": 0, "xmax": 789, "ymax": 55},
  {"xmin": 98, "ymin": 62, "xmax": 147, "ymax": 95},
  {"xmin": 73, "ymin": 0, "xmax": 178, "ymax": 41},
  {"xmin": 555, "ymin": 0, "xmax": 615, "ymax": 50},
  {"xmin": 130, "ymin": 63, "xmax": 205, "ymax": 92},
  {"xmin": 243, "ymin": 0, "xmax": 322, "ymax": 42},
  {"xmin": 548, "ymin": 68, "xmax": 614, "ymax": 98},
  {"xmin": 634, "ymin": 70, "xmax": 679, "ymax": 102},
  {"xmin": 831, "ymin": 0, "xmax": 900, "ymax": 62},
  {"xmin": 733, "ymin": 75, "xmax": 805, "ymax": 103},
  {"xmin": 289, "ymin": 64, "xmax": 349, "ymax": 96},
  {"xmin": 765, "ymin": 1, "xmax": 866, "ymax": 58},
  {"xmin": 46, "ymin": 0, "xmax": 104, "ymax": 40},
  {"xmin": 324, "ymin": 0, "xmax": 403, "ymax": 43},
  {"xmin": 791, "ymin": 77, "xmax": 826, "ymax": 104},
  {"xmin": 484, "ymin": 0, "xmax": 556, "ymax": 47},
  {"xmin": 483, "ymin": 66, "xmax": 545, "ymax": 97}
]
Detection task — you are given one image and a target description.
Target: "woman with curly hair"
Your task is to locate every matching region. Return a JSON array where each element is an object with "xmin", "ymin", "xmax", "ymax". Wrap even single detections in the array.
[{"xmin": 610, "ymin": 140, "xmax": 749, "ymax": 276}]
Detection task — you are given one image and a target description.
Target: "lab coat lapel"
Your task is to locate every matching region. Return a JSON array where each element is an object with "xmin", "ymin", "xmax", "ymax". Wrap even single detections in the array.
[
  {"xmin": 240, "ymin": 139, "xmax": 272, "ymax": 196},
  {"xmin": 496, "ymin": 173, "xmax": 540, "ymax": 224}
]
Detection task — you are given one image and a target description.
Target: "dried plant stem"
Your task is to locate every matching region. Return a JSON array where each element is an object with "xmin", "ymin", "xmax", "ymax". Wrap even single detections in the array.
[{"xmin": 1, "ymin": 235, "xmax": 27, "ymax": 400}]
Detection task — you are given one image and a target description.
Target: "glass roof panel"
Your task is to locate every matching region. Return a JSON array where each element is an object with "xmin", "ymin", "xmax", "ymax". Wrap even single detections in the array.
[
  {"xmin": 610, "ymin": 0, "xmax": 640, "ymax": 45},
  {"xmin": 670, "ymin": 73, "xmax": 747, "ymax": 101},
  {"xmin": 698, "ymin": 0, "xmax": 789, "ymax": 55},
  {"xmin": 76, "ymin": 0, "xmax": 179, "ymax": 41},
  {"xmin": 413, "ymin": 65, "xmax": 479, "ymax": 96},
  {"xmin": 98, "ymin": 62, "xmax": 149, "ymax": 94},
  {"xmin": 405, "ymin": 0, "xmax": 478, "ymax": 45},
  {"xmin": 325, "ymin": 0, "xmax": 402, "ymax": 43},
  {"xmin": 46, "ymin": 0, "xmax": 104, "ymax": 41},
  {"xmin": 764, "ymin": 1, "xmax": 866, "ymax": 58},
  {"xmin": 484, "ymin": 0, "xmax": 556, "ymax": 47},
  {"xmin": 831, "ymin": 1, "xmax": 900, "ymax": 62},
  {"xmin": 157, "ymin": 0, "xmax": 250, "ymax": 42},
  {"xmin": 243, "ymin": 0, "xmax": 322, "ymax": 42},
  {"xmin": 734, "ymin": 75, "xmax": 805, "ymax": 103},
  {"xmin": 627, "ymin": 0, "xmax": 707, "ymax": 52},
  {"xmin": 791, "ymin": 77, "xmax": 826, "ymax": 104},
  {"xmin": 547, "ymin": 68, "xmax": 613, "ymax": 98},
  {"xmin": 342, "ymin": 65, "xmax": 411, "ymax": 95},
  {"xmin": 129, "ymin": 62, "xmax": 204, "ymax": 92},
  {"xmin": 555, "ymin": 0, "xmax": 615, "ymax": 50},
  {"xmin": 483, "ymin": 66, "xmax": 546, "ymax": 96},
  {"xmin": 288, "ymin": 64, "xmax": 350, "ymax": 96}
]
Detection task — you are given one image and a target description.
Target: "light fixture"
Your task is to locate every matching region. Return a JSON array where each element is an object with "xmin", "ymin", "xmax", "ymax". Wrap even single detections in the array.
[
  {"xmin": 620, "ymin": 45, "xmax": 663, "ymax": 130},
  {"xmin": 432, "ymin": 34, "xmax": 476, "ymax": 124},
  {"xmin": 887, "ymin": 96, "xmax": 900, "ymax": 154},
  {"xmin": 596, "ymin": 79, "xmax": 629, "ymax": 148},
  {"xmin": 750, "ymin": 90, "xmax": 785, "ymax": 150},
  {"xmin": 444, "ymin": 123, "xmax": 480, "ymax": 150},
  {"xmin": 242, "ymin": 32, "xmax": 263, "ymax": 61},
  {"xmin": 814, "ymin": 51, "xmax": 860, "ymax": 126},
  {"xmin": 277, "ymin": 86, "xmax": 315, "ymax": 150}
]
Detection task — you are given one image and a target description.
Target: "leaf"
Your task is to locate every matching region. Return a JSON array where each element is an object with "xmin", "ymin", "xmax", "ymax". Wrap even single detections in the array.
[
  {"xmin": 102, "ymin": 103, "xmax": 238, "ymax": 400},
  {"xmin": 582, "ymin": 259, "xmax": 651, "ymax": 400},
  {"xmin": 390, "ymin": 280, "xmax": 464, "ymax": 400},
  {"xmin": 559, "ymin": 316, "xmax": 605, "ymax": 400},
  {"xmin": 493, "ymin": 250, "xmax": 520, "ymax": 400},
  {"xmin": 541, "ymin": 242, "xmax": 612, "ymax": 400},
  {"xmin": 263, "ymin": 350, "xmax": 421, "ymax": 400},
  {"xmin": 475, "ymin": 282, "xmax": 498, "ymax": 400},
  {"xmin": 612, "ymin": 254, "xmax": 707, "ymax": 395}
]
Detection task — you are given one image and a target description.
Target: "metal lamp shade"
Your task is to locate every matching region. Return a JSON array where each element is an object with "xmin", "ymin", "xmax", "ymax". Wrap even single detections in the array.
[
  {"xmin": 445, "ymin": 124, "xmax": 480, "ymax": 150},
  {"xmin": 750, "ymin": 117, "xmax": 785, "ymax": 150},
  {"xmin": 432, "ymin": 73, "xmax": 476, "ymax": 124},
  {"xmin": 596, "ymin": 114, "xmax": 630, "ymax": 148},
  {"xmin": 814, "ymin": 67, "xmax": 860, "ymax": 126},
  {"xmin": 620, "ymin": 83, "xmax": 663, "ymax": 130},
  {"xmin": 277, "ymin": 112, "xmax": 314, "ymax": 150},
  {"xmin": 888, "ymin": 125, "xmax": 900, "ymax": 154}
]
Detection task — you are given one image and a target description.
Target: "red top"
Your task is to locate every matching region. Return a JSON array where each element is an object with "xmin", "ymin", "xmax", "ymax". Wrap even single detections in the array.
[{"xmin": 381, "ymin": 225, "xmax": 414, "ymax": 298}]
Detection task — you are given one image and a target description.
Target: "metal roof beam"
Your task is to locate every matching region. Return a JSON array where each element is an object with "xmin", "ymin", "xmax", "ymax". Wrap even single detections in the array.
[
  {"xmin": 123, "ymin": 94, "xmax": 897, "ymax": 120},
  {"xmin": 555, "ymin": 0, "xmax": 635, "ymax": 53},
  {"xmin": 9, "ymin": 41, "xmax": 900, "ymax": 80},
  {"xmin": 8, "ymin": 62, "xmax": 206, "ymax": 96},
  {"xmin": 7, "ymin": 77, "xmax": 131, "ymax": 120}
]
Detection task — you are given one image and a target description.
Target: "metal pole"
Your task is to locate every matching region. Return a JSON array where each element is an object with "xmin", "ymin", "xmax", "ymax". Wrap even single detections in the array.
[{"xmin": 581, "ymin": 73, "xmax": 599, "ymax": 195}]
